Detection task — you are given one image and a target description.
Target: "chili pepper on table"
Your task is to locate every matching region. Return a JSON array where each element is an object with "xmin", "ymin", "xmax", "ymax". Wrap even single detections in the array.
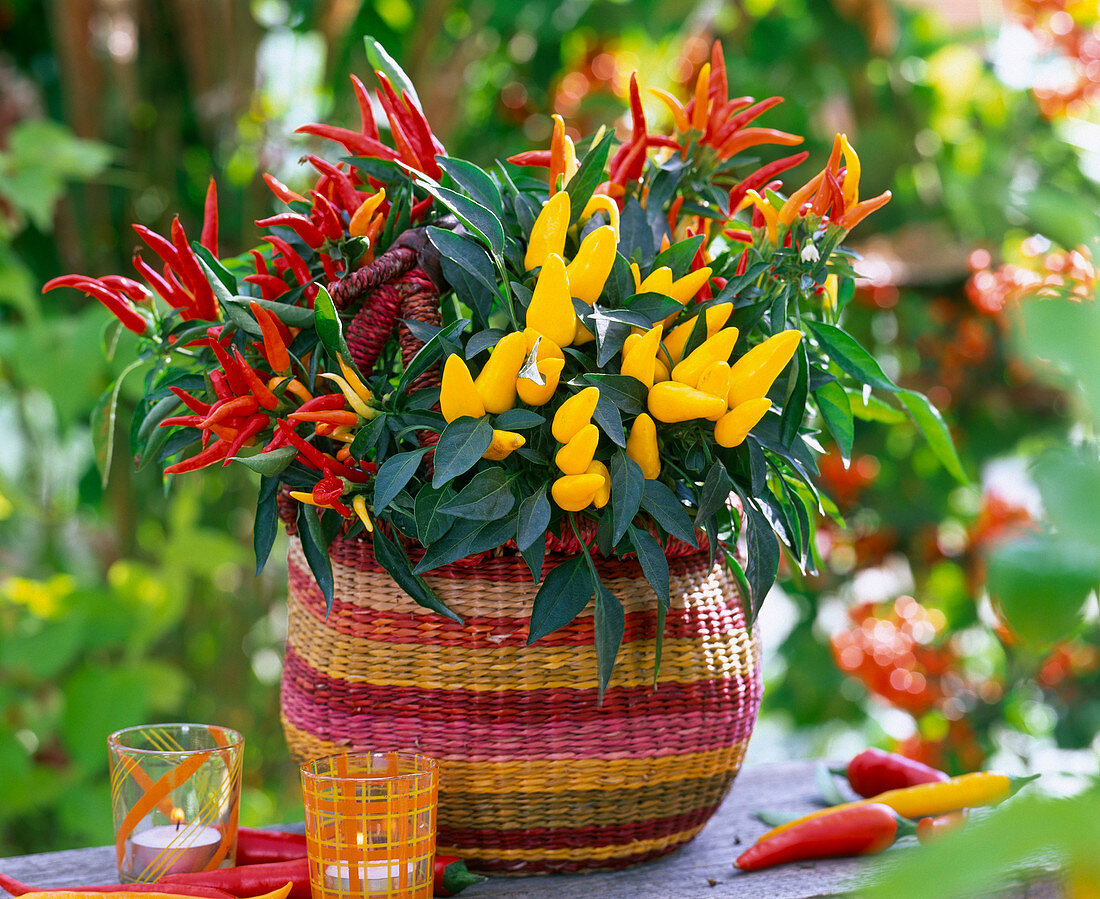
[
  {"xmin": 916, "ymin": 810, "xmax": 967, "ymax": 845},
  {"xmin": 758, "ymin": 771, "xmax": 1040, "ymax": 842},
  {"xmin": 233, "ymin": 828, "xmax": 306, "ymax": 866},
  {"xmin": 736, "ymin": 803, "xmax": 902, "ymax": 872},
  {"xmin": 839, "ymin": 748, "xmax": 950, "ymax": 798},
  {"xmin": 432, "ymin": 856, "xmax": 486, "ymax": 897},
  {"xmin": 0, "ymin": 875, "xmax": 232, "ymax": 899},
  {"xmin": 158, "ymin": 861, "xmax": 305, "ymax": 899}
]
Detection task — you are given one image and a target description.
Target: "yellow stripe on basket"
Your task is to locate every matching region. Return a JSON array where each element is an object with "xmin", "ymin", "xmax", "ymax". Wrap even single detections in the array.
[
  {"xmin": 281, "ymin": 720, "xmax": 747, "ymax": 795},
  {"xmin": 437, "ymin": 823, "xmax": 707, "ymax": 862}
]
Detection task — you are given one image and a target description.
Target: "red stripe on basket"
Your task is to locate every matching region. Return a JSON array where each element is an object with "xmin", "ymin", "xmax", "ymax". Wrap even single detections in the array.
[
  {"xmin": 437, "ymin": 803, "xmax": 719, "ymax": 853},
  {"xmin": 288, "ymin": 559, "xmax": 746, "ymax": 648},
  {"xmin": 281, "ymin": 647, "xmax": 760, "ymax": 758}
]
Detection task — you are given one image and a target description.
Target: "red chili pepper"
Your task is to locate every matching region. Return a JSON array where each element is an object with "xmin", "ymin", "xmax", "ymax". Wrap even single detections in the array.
[
  {"xmin": 223, "ymin": 413, "xmax": 270, "ymax": 463},
  {"xmin": 164, "ymin": 438, "xmax": 232, "ymax": 474},
  {"xmin": 735, "ymin": 803, "xmax": 899, "ymax": 871},
  {"xmin": 234, "ymin": 828, "xmax": 307, "ymax": 866},
  {"xmin": 916, "ymin": 810, "xmax": 967, "ymax": 845},
  {"xmin": 158, "ymin": 858, "xmax": 309, "ymax": 899},
  {"xmin": 201, "ymin": 177, "xmax": 219, "ymax": 256},
  {"xmin": 292, "ymin": 395, "xmax": 348, "ymax": 413},
  {"xmin": 294, "ymin": 123, "xmax": 399, "ymax": 161},
  {"xmin": 735, "ymin": 248, "xmax": 750, "ymax": 277},
  {"xmin": 304, "ymin": 156, "xmax": 360, "ymax": 215},
  {"xmin": 233, "ymin": 349, "xmax": 279, "ymax": 410},
  {"xmin": 250, "ymin": 302, "xmax": 291, "ymax": 373},
  {"xmin": 255, "ymin": 214, "xmax": 325, "ymax": 250},
  {"xmin": 278, "ymin": 424, "xmax": 366, "ymax": 482},
  {"xmin": 289, "ymin": 409, "xmax": 358, "ymax": 427},
  {"xmin": 842, "ymin": 749, "xmax": 949, "ymax": 799},
  {"xmin": 312, "ymin": 476, "xmax": 345, "ymax": 506},
  {"xmin": 100, "ymin": 275, "xmax": 150, "ymax": 304},
  {"xmin": 728, "ymin": 151, "xmax": 810, "ymax": 211},
  {"xmin": 262, "ymin": 237, "xmax": 311, "ymax": 289},
  {"xmin": 170, "ymin": 217, "xmax": 217, "ymax": 320},
  {"xmin": 0, "ymin": 873, "xmax": 233, "ymax": 899},
  {"xmin": 349, "ymin": 74, "xmax": 379, "ymax": 139},
  {"xmin": 263, "ymin": 173, "xmax": 308, "ymax": 206},
  {"xmin": 714, "ymin": 96, "xmax": 784, "ymax": 146},
  {"xmin": 244, "ymin": 274, "xmax": 290, "ymax": 301},
  {"xmin": 410, "ymin": 197, "xmax": 433, "ymax": 222},
  {"xmin": 206, "ymin": 338, "xmax": 251, "ymax": 396},
  {"xmin": 159, "ymin": 414, "xmax": 205, "ymax": 429},
  {"xmin": 169, "ymin": 386, "xmax": 212, "ymax": 415},
  {"xmin": 132, "ymin": 224, "xmax": 182, "ymax": 271},
  {"xmin": 202, "ymin": 395, "xmax": 259, "ymax": 429},
  {"xmin": 433, "ymin": 856, "xmax": 486, "ymax": 897},
  {"xmin": 42, "ymin": 276, "xmax": 149, "ymax": 335},
  {"xmin": 209, "ymin": 370, "xmax": 232, "ymax": 401},
  {"xmin": 309, "ymin": 192, "xmax": 345, "ymax": 242},
  {"xmin": 506, "ymin": 150, "xmax": 551, "ymax": 168}
]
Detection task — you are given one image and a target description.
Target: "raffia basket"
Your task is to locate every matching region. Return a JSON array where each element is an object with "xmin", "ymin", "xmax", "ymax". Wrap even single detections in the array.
[{"xmin": 278, "ymin": 243, "xmax": 763, "ymax": 873}]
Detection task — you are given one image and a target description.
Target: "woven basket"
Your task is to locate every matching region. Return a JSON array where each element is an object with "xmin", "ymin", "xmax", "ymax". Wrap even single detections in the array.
[{"xmin": 278, "ymin": 243, "xmax": 763, "ymax": 873}]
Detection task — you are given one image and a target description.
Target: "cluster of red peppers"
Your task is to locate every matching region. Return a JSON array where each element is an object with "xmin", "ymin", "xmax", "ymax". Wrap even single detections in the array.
[
  {"xmin": 735, "ymin": 748, "xmax": 1036, "ymax": 871},
  {"xmin": 0, "ymin": 829, "xmax": 483, "ymax": 898}
]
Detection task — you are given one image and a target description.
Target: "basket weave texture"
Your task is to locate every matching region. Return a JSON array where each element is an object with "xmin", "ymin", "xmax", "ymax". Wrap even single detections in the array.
[{"xmin": 280, "ymin": 534, "xmax": 762, "ymax": 874}]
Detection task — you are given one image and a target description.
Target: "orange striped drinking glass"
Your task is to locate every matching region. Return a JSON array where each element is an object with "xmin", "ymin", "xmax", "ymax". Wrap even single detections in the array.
[{"xmin": 301, "ymin": 752, "xmax": 438, "ymax": 899}]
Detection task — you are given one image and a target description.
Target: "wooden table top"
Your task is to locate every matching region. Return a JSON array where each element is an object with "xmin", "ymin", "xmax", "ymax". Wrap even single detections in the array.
[{"xmin": 0, "ymin": 760, "xmax": 1060, "ymax": 898}]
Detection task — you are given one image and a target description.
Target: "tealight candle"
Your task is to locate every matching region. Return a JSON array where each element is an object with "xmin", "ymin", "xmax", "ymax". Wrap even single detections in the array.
[
  {"xmin": 322, "ymin": 860, "xmax": 416, "ymax": 892},
  {"xmin": 129, "ymin": 822, "xmax": 222, "ymax": 878}
]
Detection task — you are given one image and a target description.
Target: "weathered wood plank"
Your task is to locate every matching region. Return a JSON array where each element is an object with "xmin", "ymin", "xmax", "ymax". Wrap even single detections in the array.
[{"xmin": 0, "ymin": 761, "xmax": 1062, "ymax": 898}]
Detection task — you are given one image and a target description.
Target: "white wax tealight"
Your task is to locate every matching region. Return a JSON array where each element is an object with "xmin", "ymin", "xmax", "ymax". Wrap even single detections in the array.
[{"xmin": 129, "ymin": 823, "xmax": 222, "ymax": 878}]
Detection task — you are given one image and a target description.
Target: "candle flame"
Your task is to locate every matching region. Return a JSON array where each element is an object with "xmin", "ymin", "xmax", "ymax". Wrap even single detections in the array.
[{"xmin": 170, "ymin": 807, "xmax": 186, "ymax": 827}]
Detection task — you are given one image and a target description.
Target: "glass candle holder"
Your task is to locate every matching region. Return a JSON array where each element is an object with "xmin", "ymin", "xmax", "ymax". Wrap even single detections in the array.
[
  {"xmin": 108, "ymin": 723, "xmax": 244, "ymax": 883},
  {"xmin": 301, "ymin": 752, "xmax": 439, "ymax": 899}
]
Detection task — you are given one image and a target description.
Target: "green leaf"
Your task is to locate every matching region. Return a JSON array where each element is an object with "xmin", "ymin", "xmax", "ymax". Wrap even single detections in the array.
[
  {"xmin": 233, "ymin": 445, "xmax": 298, "ymax": 477},
  {"xmin": 374, "ymin": 448, "xmax": 431, "ymax": 512},
  {"xmin": 364, "ymin": 36, "xmax": 422, "ymax": 110},
  {"xmin": 254, "ymin": 475, "xmax": 281, "ymax": 575},
  {"xmin": 431, "ymin": 416, "xmax": 494, "ymax": 488},
  {"xmin": 629, "ymin": 524, "xmax": 670, "ymax": 607},
  {"xmin": 414, "ymin": 485, "xmax": 456, "ymax": 545},
  {"xmin": 640, "ymin": 480, "xmax": 698, "ymax": 547},
  {"xmin": 846, "ymin": 389, "xmax": 906, "ymax": 423},
  {"xmin": 515, "ymin": 486, "xmax": 551, "ymax": 551},
  {"xmin": 494, "ymin": 408, "xmax": 545, "ymax": 430},
  {"xmin": 372, "ymin": 528, "xmax": 462, "ymax": 622},
  {"xmin": 437, "ymin": 157, "xmax": 502, "ymax": 212},
  {"xmin": 623, "ymin": 291, "xmax": 683, "ymax": 325},
  {"xmin": 527, "ymin": 555, "xmax": 594, "ymax": 643},
  {"xmin": 814, "ymin": 380, "xmax": 853, "ymax": 465},
  {"xmin": 520, "ymin": 537, "xmax": 545, "ymax": 582},
  {"xmin": 594, "ymin": 582, "xmax": 624, "ymax": 702},
  {"xmin": 297, "ymin": 503, "xmax": 335, "ymax": 612},
  {"xmin": 565, "ymin": 129, "xmax": 614, "ymax": 225},
  {"xmin": 653, "ymin": 601, "xmax": 667, "ymax": 685},
  {"xmin": 413, "ymin": 516, "xmax": 515, "ymax": 573},
  {"xmin": 807, "ymin": 320, "xmax": 897, "ymax": 393},
  {"xmin": 695, "ymin": 460, "xmax": 733, "ymax": 526},
  {"xmin": 779, "ymin": 341, "xmax": 809, "ymax": 447},
  {"xmin": 987, "ymin": 534, "xmax": 1099, "ymax": 648},
  {"xmin": 194, "ymin": 249, "xmax": 238, "ymax": 299},
  {"xmin": 609, "ymin": 452, "xmax": 644, "ymax": 547},
  {"xmin": 583, "ymin": 373, "xmax": 647, "ymax": 415},
  {"xmin": 591, "ymin": 392, "xmax": 626, "ymax": 447},
  {"xmin": 350, "ymin": 412, "xmax": 389, "ymax": 461},
  {"xmin": 313, "ymin": 285, "xmax": 358, "ymax": 369},
  {"xmin": 227, "ymin": 295, "xmax": 314, "ymax": 328},
  {"xmin": 418, "ymin": 181, "xmax": 505, "ymax": 256},
  {"xmin": 897, "ymin": 389, "xmax": 967, "ymax": 484},
  {"xmin": 733, "ymin": 488, "xmax": 780, "ymax": 618},
  {"xmin": 651, "ymin": 234, "xmax": 705, "ymax": 277},
  {"xmin": 396, "ymin": 317, "xmax": 471, "ymax": 397},
  {"xmin": 427, "ymin": 229, "xmax": 499, "ymax": 316},
  {"xmin": 816, "ymin": 763, "xmax": 847, "ymax": 806},
  {"xmin": 440, "ymin": 468, "xmax": 515, "ymax": 520},
  {"xmin": 90, "ymin": 358, "xmax": 143, "ymax": 488}
]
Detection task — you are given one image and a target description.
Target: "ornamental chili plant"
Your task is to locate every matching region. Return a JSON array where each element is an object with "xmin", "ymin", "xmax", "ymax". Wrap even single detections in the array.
[{"xmin": 46, "ymin": 37, "xmax": 962, "ymax": 694}]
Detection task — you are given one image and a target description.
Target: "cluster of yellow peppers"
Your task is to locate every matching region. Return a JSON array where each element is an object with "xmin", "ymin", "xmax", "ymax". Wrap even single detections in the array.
[{"xmin": 436, "ymin": 189, "xmax": 805, "ymax": 514}]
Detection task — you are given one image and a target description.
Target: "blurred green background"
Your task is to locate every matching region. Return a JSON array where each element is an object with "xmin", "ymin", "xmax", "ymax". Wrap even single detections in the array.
[{"xmin": 1, "ymin": 0, "xmax": 1098, "ymax": 870}]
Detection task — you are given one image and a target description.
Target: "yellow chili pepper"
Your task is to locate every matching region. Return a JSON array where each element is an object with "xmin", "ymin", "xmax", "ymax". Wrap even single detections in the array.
[
  {"xmin": 319, "ymin": 372, "xmax": 375, "ymax": 419},
  {"xmin": 663, "ymin": 302, "xmax": 734, "ymax": 364},
  {"xmin": 620, "ymin": 323, "xmax": 663, "ymax": 389},
  {"xmin": 268, "ymin": 376, "xmax": 313, "ymax": 403},
  {"xmin": 648, "ymin": 382, "xmax": 727, "ymax": 423},
  {"xmin": 823, "ymin": 273, "xmax": 839, "ymax": 314},
  {"xmin": 517, "ymin": 356, "xmax": 565, "ymax": 406},
  {"xmin": 574, "ymin": 321, "xmax": 596, "ymax": 345},
  {"xmin": 483, "ymin": 429, "xmax": 526, "ymax": 460},
  {"xmin": 586, "ymin": 459, "xmax": 611, "ymax": 509},
  {"xmin": 778, "ymin": 171, "xmax": 826, "ymax": 227},
  {"xmin": 745, "ymin": 189, "xmax": 779, "ymax": 244},
  {"xmin": 552, "ymin": 386, "xmax": 600, "ymax": 443},
  {"xmin": 524, "ymin": 327, "xmax": 564, "ymax": 360},
  {"xmin": 634, "ymin": 265, "xmax": 675, "ymax": 296},
  {"xmin": 526, "ymin": 253, "xmax": 577, "ymax": 348},
  {"xmin": 352, "ymin": 494, "xmax": 374, "ymax": 533},
  {"xmin": 714, "ymin": 398, "xmax": 772, "ymax": 447},
  {"xmin": 555, "ymin": 423, "xmax": 599, "ymax": 475},
  {"xmin": 671, "ymin": 327, "xmax": 740, "ymax": 388},
  {"xmin": 582, "ymin": 194, "xmax": 620, "ymax": 235},
  {"xmin": 626, "ymin": 413, "xmax": 660, "ymax": 479},
  {"xmin": 759, "ymin": 772, "xmax": 1038, "ymax": 843},
  {"xmin": 349, "ymin": 189, "xmax": 386, "ymax": 238},
  {"xmin": 839, "ymin": 133, "xmax": 861, "ymax": 208},
  {"xmin": 654, "ymin": 357, "xmax": 671, "ymax": 382},
  {"xmin": 697, "ymin": 361, "xmax": 732, "ymax": 415},
  {"xmin": 551, "ymin": 472, "xmax": 605, "ymax": 511},
  {"xmin": 667, "ymin": 266, "xmax": 713, "ymax": 304},
  {"xmin": 565, "ymin": 225, "xmax": 617, "ymax": 305},
  {"xmin": 338, "ymin": 355, "xmax": 372, "ymax": 404},
  {"xmin": 440, "ymin": 354, "xmax": 486, "ymax": 422},
  {"xmin": 474, "ymin": 331, "xmax": 527, "ymax": 414},
  {"xmin": 524, "ymin": 190, "xmax": 571, "ymax": 271},
  {"xmin": 649, "ymin": 87, "xmax": 689, "ymax": 133},
  {"xmin": 726, "ymin": 329, "xmax": 802, "ymax": 408},
  {"xmin": 289, "ymin": 490, "xmax": 331, "ymax": 509}
]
